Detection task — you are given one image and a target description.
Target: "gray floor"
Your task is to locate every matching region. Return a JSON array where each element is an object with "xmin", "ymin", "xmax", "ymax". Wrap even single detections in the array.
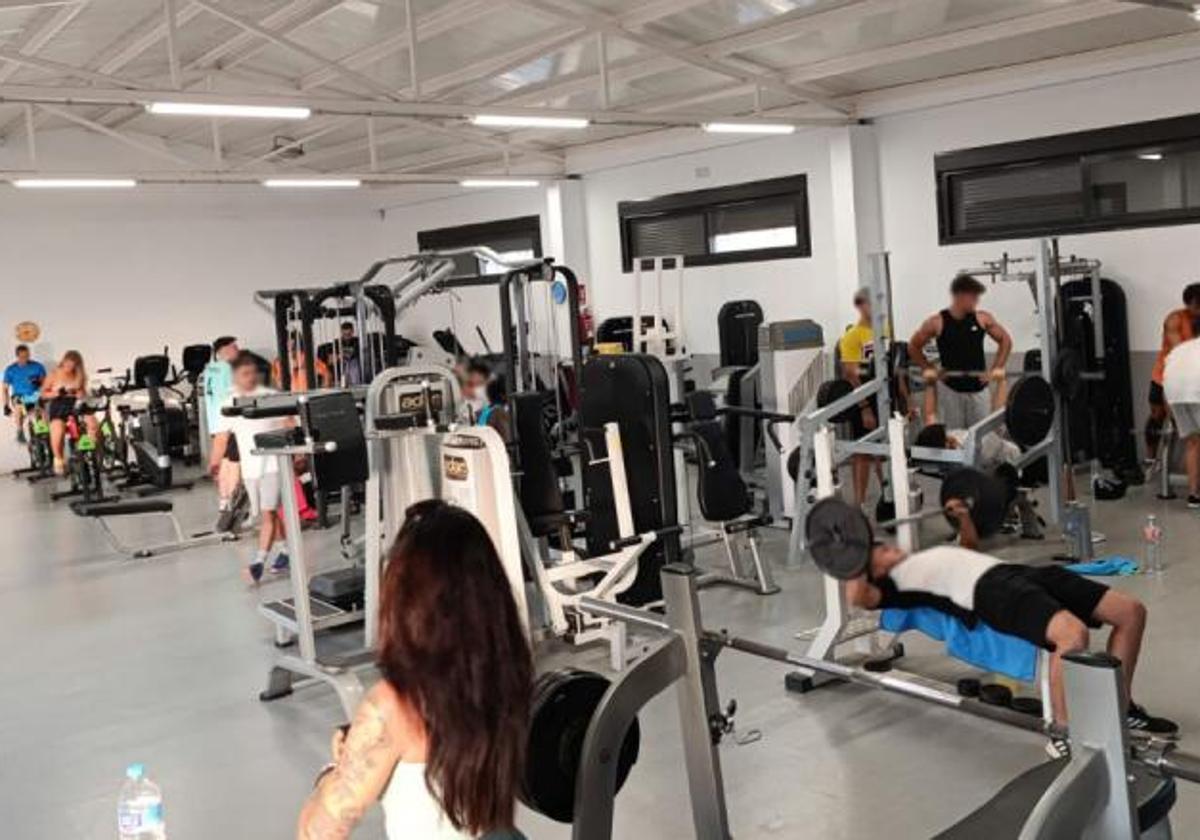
[{"xmin": 4, "ymin": 471, "xmax": 1199, "ymax": 839}]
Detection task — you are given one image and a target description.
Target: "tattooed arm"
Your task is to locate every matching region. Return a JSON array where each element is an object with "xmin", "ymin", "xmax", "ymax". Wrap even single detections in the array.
[{"xmin": 297, "ymin": 682, "xmax": 408, "ymax": 840}]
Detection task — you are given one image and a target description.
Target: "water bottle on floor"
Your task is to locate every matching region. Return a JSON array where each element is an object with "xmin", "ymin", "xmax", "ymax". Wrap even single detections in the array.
[
  {"xmin": 1143, "ymin": 514, "xmax": 1164, "ymax": 576},
  {"xmin": 118, "ymin": 763, "xmax": 166, "ymax": 839}
]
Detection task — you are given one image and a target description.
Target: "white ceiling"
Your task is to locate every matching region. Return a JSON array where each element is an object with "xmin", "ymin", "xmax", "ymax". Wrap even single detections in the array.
[{"xmin": 0, "ymin": 0, "xmax": 1194, "ymax": 182}]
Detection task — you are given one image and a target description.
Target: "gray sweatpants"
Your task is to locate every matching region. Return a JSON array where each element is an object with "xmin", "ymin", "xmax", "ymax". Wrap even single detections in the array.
[{"xmin": 937, "ymin": 382, "xmax": 991, "ymax": 429}]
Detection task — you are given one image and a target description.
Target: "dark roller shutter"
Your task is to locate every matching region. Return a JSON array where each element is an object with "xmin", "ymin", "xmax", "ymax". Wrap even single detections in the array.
[
  {"xmin": 629, "ymin": 213, "xmax": 707, "ymax": 259},
  {"xmin": 949, "ymin": 160, "xmax": 1084, "ymax": 236}
]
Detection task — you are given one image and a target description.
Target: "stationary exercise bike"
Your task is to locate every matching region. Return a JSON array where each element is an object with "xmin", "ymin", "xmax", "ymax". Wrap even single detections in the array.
[
  {"xmin": 12, "ymin": 388, "xmax": 53, "ymax": 481},
  {"xmin": 50, "ymin": 397, "xmax": 114, "ymax": 505}
]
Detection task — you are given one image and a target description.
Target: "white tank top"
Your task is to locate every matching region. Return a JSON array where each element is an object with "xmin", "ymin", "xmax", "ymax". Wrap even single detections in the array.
[
  {"xmin": 887, "ymin": 545, "xmax": 1000, "ymax": 611},
  {"xmin": 382, "ymin": 762, "xmax": 475, "ymax": 840}
]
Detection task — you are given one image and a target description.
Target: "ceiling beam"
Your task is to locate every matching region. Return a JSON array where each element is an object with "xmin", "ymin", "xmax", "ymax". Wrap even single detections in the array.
[
  {"xmin": 853, "ymin": 27, "xmax": 1200, "ymax": 118},
  {"xmin": 508, "ymin": 0, "xmax": 851, "ymax": 114},
  {"xmin": 0, "ymin": 83, "xmax": 851, "ymax": 126},
  {"xmin": 0, "ymin": 47, "xmax": 155, "ymax": 89},
  {"xmin": 191, "ymin": 0, "xmax": 400, "ymax": 99},
  {"xmin": 0, "ymin": 1, "xmax": 89, "ymax": 84},
  {"xmin": 188, "ymin": 0, "xmax": 345, "ymax": 72},
  {"xmin": 787, "ymin": 0, "xmax": 1135, "ymax": 82},
  {"xmin": 0, "ymin": 0, "xmax": 82, "ymax": 8},
  {"xmin": 0, "ymin": 169, "xmax": 564, "ymax": 184},
  {"xmin": 37, "ymin": 103, "xmax": 196, "ymax": 166},
  {"xmin": 296, "ymin": 0, "xmax": 507, "ymax": 91}
]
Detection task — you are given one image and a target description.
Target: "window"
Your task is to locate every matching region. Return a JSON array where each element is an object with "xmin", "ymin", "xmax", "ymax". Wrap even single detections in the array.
[
  {"xmin": 936, "ymin": 113, "xmax": 1200, "ymax": 243},
  {"xmin": 416, "ymin": 215, "xmax": 542, "ymax": 279},
  {"xmin": 618, "ymin": 175, "xmax": 810, "ymax": 271}
]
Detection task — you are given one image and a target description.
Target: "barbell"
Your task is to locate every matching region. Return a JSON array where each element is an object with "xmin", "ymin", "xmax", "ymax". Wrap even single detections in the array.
[
  {"xmin": 805, "ymin": 467, "xmax": 1013, "ymax": 580},
  {"xmin": 817, "ymin": 373, "xmax": 1055, "ymax": 449}
]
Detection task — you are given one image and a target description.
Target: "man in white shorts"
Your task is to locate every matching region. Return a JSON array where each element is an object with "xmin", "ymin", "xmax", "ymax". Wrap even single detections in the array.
[
  {"xmin": 1163, "ymin": 335, "xmax": 1200, "ymax": 507},
  {"xmin": 209, "ymin": 351, "xmax": 292, "ymax": 583}
]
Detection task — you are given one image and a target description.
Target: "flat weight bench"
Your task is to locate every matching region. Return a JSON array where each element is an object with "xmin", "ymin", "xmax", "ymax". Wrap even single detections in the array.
[{"xmin": 72, "ymin": 498, "xmax": 238, "ymax": 559}]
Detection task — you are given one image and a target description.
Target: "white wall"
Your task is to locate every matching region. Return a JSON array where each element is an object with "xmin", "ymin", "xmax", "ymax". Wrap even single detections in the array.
[
  {"xmin": 575, "ymin": 131, "xmax": 844, "ymax": 355},
  {"xmin": 875, "ymin": 56, "xmax": 1200, "ymax": 352}
]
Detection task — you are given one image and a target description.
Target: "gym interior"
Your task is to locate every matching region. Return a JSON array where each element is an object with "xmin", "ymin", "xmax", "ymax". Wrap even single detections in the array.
[{"xmin": 8, "ymin": 1, "xmax": 1200, "ymax": 838}]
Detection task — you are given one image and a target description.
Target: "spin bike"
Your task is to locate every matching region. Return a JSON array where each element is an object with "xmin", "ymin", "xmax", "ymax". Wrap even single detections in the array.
[
  {"xmin": 13, "ymin": 393, "xmax": 53, "ymax": 481},
  {"xmin": 50, "ymin": 396, "xmax": 114, "ymax": 505}
]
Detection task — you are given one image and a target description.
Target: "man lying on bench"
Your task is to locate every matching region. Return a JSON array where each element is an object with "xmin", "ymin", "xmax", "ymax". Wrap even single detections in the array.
[{"xmin": 844, "ymin": 501, "xmax": 1177, "ymax": 757}]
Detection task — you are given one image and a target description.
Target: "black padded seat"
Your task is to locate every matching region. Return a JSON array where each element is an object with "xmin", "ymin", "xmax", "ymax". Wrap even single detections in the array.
[
  {"xmin": 935, "ymin": 758, "xmax": 1176, "ymax": 839},
  {"xmin": 72, "ymin": 499, "xmax": 174, "ymax": 518},
  {"xmin": 684, "ymin": 392, "xmax": 752, "ymax": 524}
]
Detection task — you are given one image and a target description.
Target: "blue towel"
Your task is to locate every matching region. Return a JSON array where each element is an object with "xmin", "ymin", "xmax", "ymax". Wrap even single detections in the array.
[
  {"xmin": 1064, "ymin": 556, "xmax": 1139, "ymax": 577},
  {"xmin": 880, "ymin": 607, "xmax": 1039, "ymax": 683}
]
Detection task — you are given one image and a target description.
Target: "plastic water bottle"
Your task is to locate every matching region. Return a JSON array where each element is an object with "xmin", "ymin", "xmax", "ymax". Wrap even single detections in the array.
[
  {"xmin": 118, "ymin": 764, "xmax": 166, "ymax": 839},
  {"xmin": 1143, "ymin": 514, "xmax": 1164, "ymax": 576}
]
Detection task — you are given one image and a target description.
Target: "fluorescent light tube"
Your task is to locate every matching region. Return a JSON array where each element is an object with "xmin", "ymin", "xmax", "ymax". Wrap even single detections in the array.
[
  {"xmin": 471, "ymin": 114, "xmax": 589, "ymax": 129},
  {"xmin": 147, "ymin": 102, "xmax": 312, "ymax": 120},
  {"xmin": 262, "ymin": 179, "xmax": 362, "ymax": 188},
  {"xmin": 1138, "ymin": 153, "xmax": 1164, "ymax": 161},
  {"xmin": 12, "ymin": 178, "xmax": 137, "ymax": 189},
  {"xmin": 702, "ymin": 122, "xmax": 796, "ymax": 135},
  {"xmin": 459, "ymin": 179, "xmax": 540, "ymax": 188}
]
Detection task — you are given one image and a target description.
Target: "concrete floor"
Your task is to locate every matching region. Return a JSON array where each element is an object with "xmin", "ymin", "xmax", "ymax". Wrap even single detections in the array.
[{"xmin": 4, "ymin": 470, "xmax": 1199, "ymax": 839}]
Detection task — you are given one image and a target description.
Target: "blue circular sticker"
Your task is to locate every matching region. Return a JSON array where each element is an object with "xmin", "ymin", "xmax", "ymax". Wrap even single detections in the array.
[{"xmin": 551, "ymin": 279, "xmax": 568, "ymax": 305}]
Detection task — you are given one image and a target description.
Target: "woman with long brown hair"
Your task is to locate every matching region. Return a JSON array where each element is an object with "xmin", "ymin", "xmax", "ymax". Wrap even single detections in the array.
[
  {"xmin": 40, "ymin": 349, "xmax": 99, "ymax": 475},
  {"xmin": 297, "ymin": 499, "xmax": 533, "ymax": 839}
]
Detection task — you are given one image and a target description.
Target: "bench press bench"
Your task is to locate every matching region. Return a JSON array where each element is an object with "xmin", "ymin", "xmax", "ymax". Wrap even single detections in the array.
[{"xmin": 72, "ymin": 497, "xmax": 237, "ymax": 559}]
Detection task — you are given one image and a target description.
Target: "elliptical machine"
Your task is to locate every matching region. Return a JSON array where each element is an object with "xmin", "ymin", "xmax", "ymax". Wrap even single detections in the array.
[{"xmin": 119, "ymin": 353, "xmax": 192, "ymax": 494}]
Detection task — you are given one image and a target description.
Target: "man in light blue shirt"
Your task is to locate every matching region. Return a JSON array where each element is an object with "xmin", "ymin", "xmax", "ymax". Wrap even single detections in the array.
[
  {"xmin": 3, "ymin": 344, "xmax": 47, "ymax": 442},
  {"xmin": 203, "ymin": 336, "xmax": 240, "ymax": 518}
]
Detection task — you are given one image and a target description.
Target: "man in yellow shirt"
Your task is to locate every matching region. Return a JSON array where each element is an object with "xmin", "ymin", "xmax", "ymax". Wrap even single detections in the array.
[{"xmin": 838, "ymin": 288, "xmax": 884, "ymax": 507}]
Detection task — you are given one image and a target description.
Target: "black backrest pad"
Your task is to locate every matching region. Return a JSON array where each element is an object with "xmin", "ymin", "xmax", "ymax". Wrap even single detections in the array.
[
  {"xmin": 511, "ymin": 392, "xmax": 566, "ymax": 528},
  {"xmin": 301, "ymin": 392, "xmax": 368, "ymax": 487},
  {"xmin": 581, "ymin": 354, "xmax": 680, "ymax": 606},
  {"xmin": 717, "ymin": 300, "xmax": 763, "ymax": 369},
  {"xmin": 689, "ymin": 418, "xmax": 750, "ymax": 522}
]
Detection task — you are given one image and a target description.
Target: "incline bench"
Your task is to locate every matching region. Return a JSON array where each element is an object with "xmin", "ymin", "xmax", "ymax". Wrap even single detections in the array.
[{"xmin": 72, "ymin": 498, "xmax": 238, "ymax": 559}]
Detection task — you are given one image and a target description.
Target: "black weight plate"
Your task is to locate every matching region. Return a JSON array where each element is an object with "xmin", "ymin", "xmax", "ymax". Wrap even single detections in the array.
[
  {"xmin": 956, "ymin": 678, "xmax": 981, "ymax": 698},
  {"xmin": 806, "ymin": 497, "xmax": 873, "ymax": 580},
  {"xmin": 816, "ymin": 379, "xmax": 857, "ymax": 423},
  {"xmin": 979, "ymin": 683, "xmax": 1013, "ymax": 708},
  {"xmin": 940, "ymin": 467, "xmax": 1008, "ymax": 538},
  {"xmin": 1005, "ymin": 375, "xmax": 1055, "ymax": 449},
  {"xmin": 522, "ymin": 669, "xmax": 641, "ymax": 823},
  {"xmin": 1054, "ymin": 347, "xmax": 1085, "ymax": 401}
]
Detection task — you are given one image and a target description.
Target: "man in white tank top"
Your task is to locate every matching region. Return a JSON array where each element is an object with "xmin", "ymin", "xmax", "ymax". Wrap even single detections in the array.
[{"xmin": 845, "ymin": 502, "xmax": 1175, "ymax": 744}]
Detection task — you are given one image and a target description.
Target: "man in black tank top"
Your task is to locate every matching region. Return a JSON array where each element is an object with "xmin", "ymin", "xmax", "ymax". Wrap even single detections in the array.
[{"xmin": 908, "ymin": 274, "xmax": 1012, "ymax": 429}]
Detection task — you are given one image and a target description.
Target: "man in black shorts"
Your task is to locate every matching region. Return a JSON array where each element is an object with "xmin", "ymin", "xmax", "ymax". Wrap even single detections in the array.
[{"xmin": 845, "ymin": 502, "xmax": 1176, "ymax": 750}]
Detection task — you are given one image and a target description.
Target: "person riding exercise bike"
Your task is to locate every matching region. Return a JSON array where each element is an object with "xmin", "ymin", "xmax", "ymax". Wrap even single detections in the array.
[
  {"xmin": 844, "ymin": 499, "xmax": 1177, "ymax": 757},
  {"xmin": 3, "ymin": 344, "xmax": 46, "ymax": 443},
  {"xmin": 41, "ymin": 350, "xmax": 99, "ymax": 476}
]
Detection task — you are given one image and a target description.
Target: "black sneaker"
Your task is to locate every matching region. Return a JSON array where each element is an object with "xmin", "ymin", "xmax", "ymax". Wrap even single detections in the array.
[
  {"xmin": 243, "ymin": 562, "xmax": 264, "ymax": 585},
  {"xmin": 1127, "ymin": 702, "xmax": 1179, "ymax": 738},
  {"xmin": 1045, "ymin": 735, "xmax": 1071, "ymax": 759},
  {"xmin": 1189, "ymin": 496, "xmax": 1200, "ymax": 510}
]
